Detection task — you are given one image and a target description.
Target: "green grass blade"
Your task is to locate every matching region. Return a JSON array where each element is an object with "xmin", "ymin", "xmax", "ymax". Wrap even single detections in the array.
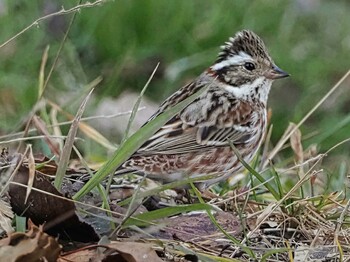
[
  {"xmin": 123, "ymin": 203, "xmax": 213, "ymax": 227},
  {"xmin": 105, "ymin": 64, "xmax": 159, "ymax": 194},
  {"xmin": 15, "ymin": 215, "xmax": 26, "ymax": 233},
  {"xmin": 229, "ymin": 142, "xmax": 280, "ymax": 201},
  {"xmin": 269, "ymin": 161, "xmax": 283, "ymax": 200},
  {"xmin": 54, "ymin": 88, "xmax": 94, "ymax": 190},
  {"xmin": 122, "ymin": 63, "xmax": 159, "ymax": 142}
]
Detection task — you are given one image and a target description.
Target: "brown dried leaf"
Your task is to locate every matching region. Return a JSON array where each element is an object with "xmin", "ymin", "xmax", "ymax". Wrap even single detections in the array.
[
  {"xmin": 24, "ymin": 145, "xmax": 35, "ymax": 204},
  {"xmin": 59, "ymin": 242, "xmax": 163, "ymax": 262},
  {"xmin": 0, "ymin": 199, "xmax": 14, "ymax": 234},
  {"xmin": 107, "ymin": 241, "xmax": 163, "ymax": 262},
  {"xmin": 290, "ymin": 123, "xmax": 303, "ymax": 163},
  {"xmin": 9, "ymin": 163, "xmax": 99, "ymax": 242},
  {"xmin": 32, "ymin": 115, "xmax": 61, "ymax": 157},
  {"xmin": 0, "ymin": 219, "xmax": 62, "ymax": 262}
]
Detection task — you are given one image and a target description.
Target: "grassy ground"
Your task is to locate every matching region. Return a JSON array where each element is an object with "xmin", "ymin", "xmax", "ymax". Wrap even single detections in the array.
[
  {"xmin": 0, "ymin": 1, "xmax": 350, "ymax": 260},
  {"xmin": 1, "ymin": 0, "xmax": 349, "ymax": 189}
]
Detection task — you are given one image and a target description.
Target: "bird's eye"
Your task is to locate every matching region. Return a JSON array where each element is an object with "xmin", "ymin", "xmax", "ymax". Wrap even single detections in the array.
[{"xmin": 244, "ymin": 62, "xmax": 256, "ymax": 71}]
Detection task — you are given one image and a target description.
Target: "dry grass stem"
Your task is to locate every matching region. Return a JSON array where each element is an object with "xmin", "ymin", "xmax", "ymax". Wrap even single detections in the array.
[{"xmin": 0, "ymin": 0, "xmax": 105, "ymax": 49}]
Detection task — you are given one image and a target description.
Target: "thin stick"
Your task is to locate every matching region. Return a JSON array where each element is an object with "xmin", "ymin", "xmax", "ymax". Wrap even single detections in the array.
[
  {"xmin": 0, "ymin": 0, "xmax": 104, "ymax": 49},
  {"xmin": 41, "ymin": 0, "xmax": 84, "ymax": 98}
]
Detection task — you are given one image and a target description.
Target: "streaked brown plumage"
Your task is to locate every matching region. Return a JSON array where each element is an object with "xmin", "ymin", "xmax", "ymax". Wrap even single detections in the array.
[{"xmin": 117, "ymin": 30, "xmax": 289, "ymax": 189}]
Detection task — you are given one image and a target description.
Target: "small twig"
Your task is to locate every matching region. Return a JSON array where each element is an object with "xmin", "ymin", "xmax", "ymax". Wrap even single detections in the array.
[
  {"xmin": 0, "ymin": 109, "xmax": 144, "ymax": 141},
  {"xmin": 0, "ymin": 0, "xmax": 105, "ymax": 49},
  {"xmin": 42, "ymin": 0, "xmax": 85, "ymax": 98},
  {"xmin": 279, "ymin": 154, "xmax": 325, "ymax": 173},
  {"xmin": 0, "ymin": 135, "xmax": 81, "ymax": 145}
]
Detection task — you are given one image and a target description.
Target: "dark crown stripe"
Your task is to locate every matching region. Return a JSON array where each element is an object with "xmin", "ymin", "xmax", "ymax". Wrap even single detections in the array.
[{"xmin": 216, "ymin": 30, "xmax": 271, "ymax": 63}]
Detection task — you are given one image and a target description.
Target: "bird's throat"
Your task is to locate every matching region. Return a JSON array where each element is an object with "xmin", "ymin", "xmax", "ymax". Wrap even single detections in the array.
[{"xmin": 222, "ymin": 77, "xmax": 271, "ymax": 104}]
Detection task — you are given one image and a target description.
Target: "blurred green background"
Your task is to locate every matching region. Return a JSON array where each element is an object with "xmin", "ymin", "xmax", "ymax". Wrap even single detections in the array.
[{"xmin": 0, "ymin": 0, "xmax": 349, "ymax": 188}]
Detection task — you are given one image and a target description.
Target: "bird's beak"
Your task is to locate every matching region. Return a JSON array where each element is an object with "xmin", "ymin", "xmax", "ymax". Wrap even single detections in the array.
[{"xmin": 265, "ymin": 65, "xmax": 289, "ymax": 80}]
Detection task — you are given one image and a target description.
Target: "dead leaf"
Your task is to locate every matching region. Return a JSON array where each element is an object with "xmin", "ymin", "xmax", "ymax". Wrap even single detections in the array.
[
  {"xmin": 24, "ymin": 145, "xmax": 35, "ymax": 204},
  {"xmin": 32, "ymin": 115, "xmax": 61, "ymax": 157},
  {"xmin": 0, "ymin": 199, "xmax": 14, "ymax": 234},
  {"xmin": 0, "ymin": 219, "xmax": 61, "ymax": 262},
  {"xmin": 8, "ymin": 163, "xmax": 99, "ymax": 242},
  {"xmin": 290, "ymin": 123, "xmax": 303, "ymax": 163},
  {"xmin": 59, "ymin": 242, "xmax": 163, "ymax": 262},
  {"xmin": 107, "ymin": 241, "xmax": 163, "ymax": 262}
]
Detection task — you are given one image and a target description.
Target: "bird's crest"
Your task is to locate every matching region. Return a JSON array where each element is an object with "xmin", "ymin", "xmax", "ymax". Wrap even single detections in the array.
[{"xmin": 216, "ymin": 30, "xmax": 271, "ymax": 63}]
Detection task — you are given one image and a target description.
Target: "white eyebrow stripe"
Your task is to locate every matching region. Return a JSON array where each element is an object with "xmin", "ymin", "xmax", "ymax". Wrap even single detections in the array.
[{"xmin": 211, "ymin": 51, "xmax": 253, "ymax": 71}]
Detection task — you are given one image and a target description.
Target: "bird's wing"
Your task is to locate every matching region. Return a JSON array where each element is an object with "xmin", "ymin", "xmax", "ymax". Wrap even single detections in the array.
[
  {"xmin": 135, "ymin": 96, "xmax": 260, "ymax": 155},
  {"xmin": 144, "ymin": 81, "xmax": 206, "ymax": 124}
]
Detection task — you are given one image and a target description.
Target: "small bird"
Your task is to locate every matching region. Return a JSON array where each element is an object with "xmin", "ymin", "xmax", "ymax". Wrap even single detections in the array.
[{"xmin": 118, "ymin": 30, "xmax": 289, "ymax": 189}]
